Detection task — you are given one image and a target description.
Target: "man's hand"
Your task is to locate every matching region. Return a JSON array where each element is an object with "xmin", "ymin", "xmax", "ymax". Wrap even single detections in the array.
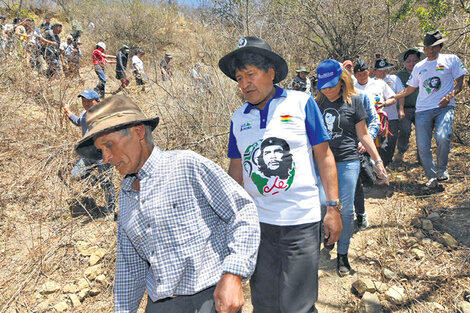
[
  {"xmin": 375, "ymin": 101, "xmax": 384, "ymax": 109},
  {"xmin": 63, "ymin": 102, "xmax": 71, "ymax": 116},
  {"xmin": 398, "ymin": 109, "xmax": 405, "ymax": 120},
  {"xmin": 213, "ymin": 273, "xmax": 244, "ymax": 313},
  {"xmin": 323, "ymin": 207, "xmax": 342, "ymax": 245},
  {"xmin": 438, "ymin": 95, "xmax": 450, "ymax": 108}
]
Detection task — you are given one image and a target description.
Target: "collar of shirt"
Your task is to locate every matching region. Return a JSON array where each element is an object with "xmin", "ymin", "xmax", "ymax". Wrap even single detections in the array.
[
  {"xmin": 122, "ymin": 146, "xmax": 162, "ymax": 192},
  {"xmin": 242, "ymin": 86, "xmax": 286, "ymax": 129}
]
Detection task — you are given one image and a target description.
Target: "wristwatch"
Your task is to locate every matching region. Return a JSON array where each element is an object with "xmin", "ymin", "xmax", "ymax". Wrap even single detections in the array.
[{"xmin": 326, "ymin": 199, "xmax": 342, "ymax": 212}]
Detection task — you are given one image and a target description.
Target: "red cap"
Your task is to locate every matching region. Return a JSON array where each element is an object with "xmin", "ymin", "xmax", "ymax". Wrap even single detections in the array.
[{"xmin": 343, "ymin": 60, "xmax": 353, "ymax": 67}]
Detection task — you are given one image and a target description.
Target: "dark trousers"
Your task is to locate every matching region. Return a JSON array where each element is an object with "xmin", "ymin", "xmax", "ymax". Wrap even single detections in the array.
[
  {"xmin": 397, "ymin": 107, "xmax": 416, "ymax": 154},
  {"xmin": 145, "ymin": 286, "xmax": 241, "ymax": 313},
  {"xmin": 378, "ymin": 119, "xmax": 399, "ymax": 167},
  {"xmin": 250, "ymin": 222, "xmax": 320, "ymax": 313},
  {"xmin": 354, "ymin": 176, "xmax": 365, "ymax": 216}
]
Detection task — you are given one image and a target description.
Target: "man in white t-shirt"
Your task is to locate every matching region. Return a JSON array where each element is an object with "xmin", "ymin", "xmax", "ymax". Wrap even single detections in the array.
[
  {"xmin": 354, "ymin": 58, "xmax": 397, "ymax": 166},
  {"xmin": 394, "ymin": 30, "xmax": 467, "ymax": 188},
  {"xmin": 219, "ymin": 36, "xmax": 341, "ymax": 313},
  {"xmin": 372, "ymin": 58, "xmax": 404, "ymax": 166},
  {"xmin": 132, "ymin": 48, "xmax": 145, "ymax": 87}
]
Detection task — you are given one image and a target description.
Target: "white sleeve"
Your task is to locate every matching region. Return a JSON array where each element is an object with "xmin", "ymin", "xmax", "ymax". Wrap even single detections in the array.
[
  {"xmin": 393, "ymin": 76, "xmax": 404, "ymax": 93},
  {"xmin": 407, "ymin": 66, "xmax": 420, "ymax": 88},
  {"xmin": 451, "ymin": 55, "xmax": 468, "ymax": 79},
  {"xmin": 382, "ymin": 81, "xmax": 396, "ymax": 99}
]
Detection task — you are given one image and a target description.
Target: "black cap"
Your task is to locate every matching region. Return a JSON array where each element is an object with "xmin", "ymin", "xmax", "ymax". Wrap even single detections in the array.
[
  {"xmin": 371, "ymin": 59, "xmax": 394, "ymax": 70},
  {"xmin": 354, "ymin": 58, "xmax": 368, "ymax": 73}
]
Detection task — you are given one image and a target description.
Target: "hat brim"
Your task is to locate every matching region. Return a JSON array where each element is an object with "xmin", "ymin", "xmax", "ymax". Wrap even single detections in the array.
[
  {"xmin": 371, "ymin": 65, "xmax": 394, "ymax": 70},
  {"xmin": 75, "ymin": 117, "xmax": 159, "ymax": 161},
  {"xmin": 317, "ymin": 75, "xmax": 340, "ymax": 90},
  {"xmin": 398, "ymin": 48, "xmax": 425, "ymax": 62},
  {"xmin": 419, "ymin": 37, "xmax": 447, "ymax": 47},
  {"xmin": 218, "ymin": 46, "xmax": 288, "ymax": 84}
]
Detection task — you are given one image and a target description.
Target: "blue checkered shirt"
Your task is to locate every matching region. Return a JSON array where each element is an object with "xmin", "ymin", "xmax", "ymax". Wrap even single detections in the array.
[{"xmin": 114, "ymin": 147, "xmax": 260, "ymax": 313}]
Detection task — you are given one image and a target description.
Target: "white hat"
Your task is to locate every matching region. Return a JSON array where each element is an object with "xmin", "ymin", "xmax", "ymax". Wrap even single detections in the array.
[{"xmin": 96, "ymin": 42, "xmax": 106, "ymax": 50}]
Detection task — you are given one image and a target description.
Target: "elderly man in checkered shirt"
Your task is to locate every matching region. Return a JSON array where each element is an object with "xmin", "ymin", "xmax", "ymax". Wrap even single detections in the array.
[{"xmin": 75, "ymin": 95, "xmax": 260, "ymax": 313}]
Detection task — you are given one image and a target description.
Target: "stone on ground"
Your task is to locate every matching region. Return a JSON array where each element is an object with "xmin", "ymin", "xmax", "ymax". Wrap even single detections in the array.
[
  {"xmin": 385, "ymin": 285, "xmax": 406, "ymax": 304},
  {"xmin": 359, "ymin": 292, "xmax": 383, "ymax": 313},
  {"xmin": 352, "ymin": 279, "xmax": 376, "ymax": 296}
]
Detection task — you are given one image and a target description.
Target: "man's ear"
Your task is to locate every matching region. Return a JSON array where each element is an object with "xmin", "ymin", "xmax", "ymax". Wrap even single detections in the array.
[
  {"xmin": 268, "ymin": 68, "xmax": 275, "ymax": 81},
  {"xmin": 132, "ymin": 124, "xmax": 147, "ymax": 141}
]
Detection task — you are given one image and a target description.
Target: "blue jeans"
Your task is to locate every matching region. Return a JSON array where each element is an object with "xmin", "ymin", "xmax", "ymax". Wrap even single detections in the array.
[
  {"xmin": 317, "ymin": 160, "xmax": 360, "ymax": 255},
  {"xmin": 415, "ymin": 106, "xmax": 454, "ymax": 179}
]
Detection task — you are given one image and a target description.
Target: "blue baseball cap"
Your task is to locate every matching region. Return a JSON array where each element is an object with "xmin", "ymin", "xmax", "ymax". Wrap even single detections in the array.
[
  {"xmin": 78, "ymin": 89, "xmax": 100, "ymax": 100},
  {"xmin": 316, "ymin": 59, "xmax": 343, "ymax": 90}
]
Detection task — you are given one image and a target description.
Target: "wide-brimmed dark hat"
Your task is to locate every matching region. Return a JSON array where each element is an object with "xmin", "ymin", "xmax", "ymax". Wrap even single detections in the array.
[
  {"xmin": 218, "ymin": 36, "xmax": 288, "ymax": 84},
  {"xmin": 371, "ymin": 58, "xmax": 394, "ymax": 70},
  {"xmin": 397, "ymin": 47, "xmax": 424, "ymax": 62},
  {"xmin": 75, "ymin": 95, "xmax": 159, "ymax": 161},
  {"xmin": 354, "ymin": 58, "xmax": 368, "ymax": 73},
  {"xmin": 421, "ymin": 30, "xmax": 447, "ymax": 47}
]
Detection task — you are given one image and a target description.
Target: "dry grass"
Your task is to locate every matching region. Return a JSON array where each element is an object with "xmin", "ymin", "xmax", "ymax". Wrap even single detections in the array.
[{"xmin": 0, "ymin": 13, "xmax": 469, "ymax": 313}]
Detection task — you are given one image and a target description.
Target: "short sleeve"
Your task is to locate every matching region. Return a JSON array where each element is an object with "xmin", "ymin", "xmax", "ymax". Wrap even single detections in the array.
[
  {"xmin": 354, "ymin": 99, "xmax": 368, "ymax": 124},
  {"xmin": 407, "ymin": 66, "xmax": 419, "ymax": 88},
  {"xmin": 304, "ymin": 97, "xmax": 331, "ymax": 146},
  {"xmin": 382, "ymin": 81, "xmax": 396, "ymax": 100},
  {"xmin": 227, "ymin": 121, "xmax": 241, "ymax": 159},
  {"xmin": 451, "ymin": 55, "xmax": 468, "ymax": 79}
]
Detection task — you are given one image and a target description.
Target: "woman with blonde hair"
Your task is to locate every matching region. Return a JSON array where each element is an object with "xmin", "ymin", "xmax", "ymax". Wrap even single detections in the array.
[{"xmin": 316, "ymin": 59, "xmax": 387, "ymax": 276}]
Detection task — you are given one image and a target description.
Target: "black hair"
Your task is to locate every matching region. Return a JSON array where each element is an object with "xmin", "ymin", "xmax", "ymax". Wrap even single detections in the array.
[
  {"xmin": 404, "ymin": 50, "xmax": 421, "ymax": 61},
  {"xmin": 257, "ymin": 137, "xmax": 293, "ymax": 180},
  {"xmin": 231, "ymin": 52, "xmax": 274, "ymax": 78}
]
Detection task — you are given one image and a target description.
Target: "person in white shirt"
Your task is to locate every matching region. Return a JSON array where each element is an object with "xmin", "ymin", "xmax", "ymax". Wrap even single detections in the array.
[
  {"xmin": 372, "ymin": 58, "xmax": 404, "ymax": 166},
  {"xmin": 132, "ymin": 48, "xmax": 145, "ymax": 86},
  {"xmin": 354, "ymin": 59, "xmax": 397, "ymax": 167},
  {"xmin": 394, "ymin": 30, "xmax": 467, "ymax": 188}
]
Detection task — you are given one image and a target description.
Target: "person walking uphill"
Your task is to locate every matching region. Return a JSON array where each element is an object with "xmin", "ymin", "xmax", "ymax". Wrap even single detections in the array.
[
  {"xmin": 74, "ymin": 95, "xmax": 260, "ymax": 313},
  {"xmin": 394, "ymin": 47, "xmax": 424, "ymax": 163},
  {"xmin": 92, "ymin": 42, "xmax": 116, "ymax": 98},
  {"xmin": 315, "ymin": 59, "xmax": 388, "ymax": 276},
  {"xmin": 394, "ymin": 30, "xmax": 467, "ymax": 188},
  {"xmin": 63, "ymin": 89, "xmax": 116, "ymax": 213},
  {"xmin": 219, "ymin": 36, "xmax": 342, "ymax": 313},
  {"xmin": 113, "ymin": 44, "xmax": 130, "ymax": 95}
]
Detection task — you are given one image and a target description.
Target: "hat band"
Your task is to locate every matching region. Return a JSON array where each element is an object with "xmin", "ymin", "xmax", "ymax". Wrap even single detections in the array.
[{"xmin": 89, "ymin": 111, "xmax": 146, "ymax": 129}]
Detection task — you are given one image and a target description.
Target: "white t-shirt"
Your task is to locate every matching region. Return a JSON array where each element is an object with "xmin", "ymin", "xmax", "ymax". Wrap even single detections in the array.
[
  {"xmin": 407, "ymin": 54, "xmax": 467, "ymax": 112},
  {"xmin": 355, "ymin": 78, "xmax": 396, "ymax": 119},
  {"xmin": 132, "ymin": 55, "xmax": 144, "ymax": 72},
  {"xmin": 228, "ymin": 87, "xmax": 330, "ymax": 226},
  {"xmin": 382, "ymin": 74, "xmax": 404, "ymax": 120}
]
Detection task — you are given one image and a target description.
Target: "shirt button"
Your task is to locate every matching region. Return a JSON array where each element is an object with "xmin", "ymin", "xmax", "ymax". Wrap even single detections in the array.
[
  {"xmin": 156, "ymin": 278, "xmax": 161, "ymax": 283},
  {"xmin": 262, "ymin": 119, "xmax": 266, "ymax": 122},
  {"xmin": 141, "ymin": 199, "xmax": 145, "ymax": 205}
]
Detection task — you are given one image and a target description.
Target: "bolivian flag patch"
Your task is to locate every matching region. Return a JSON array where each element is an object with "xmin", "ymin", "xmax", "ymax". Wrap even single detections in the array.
[
  {"xmin": 436, "ymin": 65, "xmax": 445, "ymax": 71},
  {"xmin": 281, "ymin": 115, "xmax": 293, "ymax": 123}
]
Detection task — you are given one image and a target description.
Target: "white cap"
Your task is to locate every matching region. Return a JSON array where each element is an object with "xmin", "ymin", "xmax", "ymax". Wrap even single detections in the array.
[{"xmin": 96, "ymin": 42, "xmax": 106, "ymax": 50}]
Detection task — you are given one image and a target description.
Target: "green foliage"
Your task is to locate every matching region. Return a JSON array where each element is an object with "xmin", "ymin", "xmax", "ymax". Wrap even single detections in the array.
[
  {"xmin": 8, "ymin": 4, "xmax": 38, "ymax": 20},
  {"xmin": 391, "ymin": 0, "xmax": 417, "ymax": 23},
  {"xmin": 415, "ymin": 0, "xmax": 450, "ymax": 31}
]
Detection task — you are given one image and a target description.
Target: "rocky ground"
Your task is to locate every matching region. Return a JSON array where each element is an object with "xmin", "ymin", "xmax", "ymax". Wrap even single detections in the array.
[{"xmin": 0, "ymin": 66, "xmax": 469, "ymax": 312}]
